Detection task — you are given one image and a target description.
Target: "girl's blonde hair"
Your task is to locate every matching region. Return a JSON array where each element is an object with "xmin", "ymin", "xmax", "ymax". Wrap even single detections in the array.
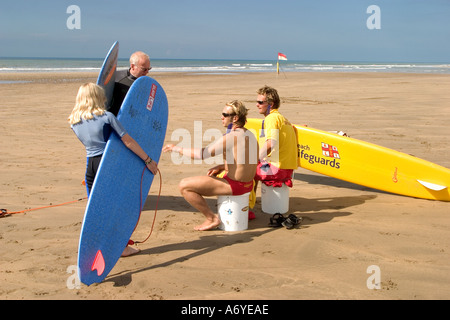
[{"xmin": 68, "ymin": 83, "xmax": 107, "ymax": 125}]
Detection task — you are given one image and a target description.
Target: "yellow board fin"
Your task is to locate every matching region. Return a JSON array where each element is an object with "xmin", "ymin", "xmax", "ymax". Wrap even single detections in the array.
[{"xmin": 417, "ymin": 180, "xmax": 447, "ymax": 191}]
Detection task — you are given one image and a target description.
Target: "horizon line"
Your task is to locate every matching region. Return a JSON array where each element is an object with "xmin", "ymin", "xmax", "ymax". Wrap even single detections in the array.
[{"xmin": 1, "ymin": 56, "xmax": 449, "ymax": 65}]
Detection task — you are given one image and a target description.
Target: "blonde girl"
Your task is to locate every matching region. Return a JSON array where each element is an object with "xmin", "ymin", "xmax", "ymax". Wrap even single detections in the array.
[{"xmin": 69, "ymin": 83, "xmax": 158, "ymax": 196}]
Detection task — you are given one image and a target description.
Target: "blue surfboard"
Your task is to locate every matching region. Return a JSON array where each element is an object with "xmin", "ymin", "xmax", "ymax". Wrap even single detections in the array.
[
  {"xmin": 77, "ymin": 76, "xmax": 168, "ymax": 285},
  {"xmin": 97, "ymin": 41, "xmax": 119, "ymax": 107}
]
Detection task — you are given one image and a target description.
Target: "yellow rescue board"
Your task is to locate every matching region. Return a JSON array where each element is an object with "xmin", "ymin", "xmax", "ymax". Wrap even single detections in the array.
[{"xmin": 245, "ymin": 118, "xmax": 450, "ymax": 201}]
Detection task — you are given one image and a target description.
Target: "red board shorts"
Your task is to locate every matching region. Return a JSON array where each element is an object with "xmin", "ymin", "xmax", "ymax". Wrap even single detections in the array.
[{"xmin": 223, "ymin": 174, "xmax": 254, "ymax": 196}]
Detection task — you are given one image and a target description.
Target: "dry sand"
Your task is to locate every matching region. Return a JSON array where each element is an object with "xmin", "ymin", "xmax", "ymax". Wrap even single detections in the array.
[{"xmin": 0, "ymin": 71, "xmax": 449, "ymax": 300}]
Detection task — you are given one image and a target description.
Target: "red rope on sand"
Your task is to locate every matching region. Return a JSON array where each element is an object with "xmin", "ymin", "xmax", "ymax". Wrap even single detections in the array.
[
  {"xmin": 128, "ymin": 167, "xmax": 162, "ymax": 245},
  {"xmin": 1, "ymin": 167, "xmax": 163, "ymax": 247},
  {"xmin": 1, "ymin": 197, "xmax": 87, "ymax": 218}
]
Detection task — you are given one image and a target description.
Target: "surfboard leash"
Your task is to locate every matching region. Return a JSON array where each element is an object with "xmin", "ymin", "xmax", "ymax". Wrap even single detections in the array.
[
  {"xmin": 128, "ymin": 167, "xmax": 162, "ymax": 246},
  {"xmin": 0, "ymin": 197, "xmax": 88, "ymax": 218}
]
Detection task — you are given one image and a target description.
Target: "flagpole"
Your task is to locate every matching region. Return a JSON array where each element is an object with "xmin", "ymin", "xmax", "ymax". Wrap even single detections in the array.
[{"xmin": 277, "ymin": 55, "xmax": 280, "ymax": 75}]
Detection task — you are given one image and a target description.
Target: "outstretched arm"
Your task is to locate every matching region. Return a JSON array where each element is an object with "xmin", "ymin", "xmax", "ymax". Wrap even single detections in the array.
[
  {"xmin": 163, "ymin": 135, "xmax": 227, "ymax": 160},
  {"xmin": 162, "ymin": 144, "xmax": 204, "ymax": 159}
]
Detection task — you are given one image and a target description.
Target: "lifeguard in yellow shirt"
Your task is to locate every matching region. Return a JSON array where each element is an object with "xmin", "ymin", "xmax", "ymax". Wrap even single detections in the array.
[{"xmin": 250, "ymin": 86, "xmax": 298, "ymax": 208}]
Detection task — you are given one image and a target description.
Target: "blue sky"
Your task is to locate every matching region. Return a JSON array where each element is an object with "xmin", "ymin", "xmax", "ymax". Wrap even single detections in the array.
[{"xmin": 1, "ymin": 0, "xmax": 449, "ymax": 62}]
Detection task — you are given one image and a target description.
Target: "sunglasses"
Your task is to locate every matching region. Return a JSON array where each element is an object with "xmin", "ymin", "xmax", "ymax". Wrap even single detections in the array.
[
  {"xmin": 222, "ymin": 112, "xmax": 236, "ymax": 118},
  {"xmin": 256, "ymin": 100, "xmax": 267, "ymax": 105},
  {"xmin": 138, "ymin": 66, "xmax": 152, "ymax": 72}
]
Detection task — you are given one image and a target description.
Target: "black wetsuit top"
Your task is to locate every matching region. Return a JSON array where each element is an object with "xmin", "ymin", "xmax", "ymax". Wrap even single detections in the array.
[{"xmin": 108, "ymin": 69, "xmax": 137, "ymax": 116}]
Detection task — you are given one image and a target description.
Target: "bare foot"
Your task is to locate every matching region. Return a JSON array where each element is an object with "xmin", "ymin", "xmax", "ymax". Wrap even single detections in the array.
[
  {"xmin": 121, "ymin": 245, "xmax": 140, "ymax": 257},
  {"xmin": 194, "ymin": 216, "xmax": 221, "ymax": 231}
]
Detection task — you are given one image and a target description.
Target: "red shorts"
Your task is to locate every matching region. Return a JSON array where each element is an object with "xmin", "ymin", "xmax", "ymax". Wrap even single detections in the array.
[
  {"xmin": 223, "ymin": 174, "xmax": 254, "ymax": 196},
  {"xmin": 255, "ymin": 162, "xmax": 293, "ymax": 187}
]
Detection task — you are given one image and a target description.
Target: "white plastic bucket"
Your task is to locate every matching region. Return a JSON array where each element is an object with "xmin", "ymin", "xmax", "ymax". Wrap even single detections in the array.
[
  {"xmin": 261, "ymin": 184, "xmax": 289, "ymax": 214},
  {"xmin": 217, "ymin": 192, "xmax": 250, "ymax": 231}
]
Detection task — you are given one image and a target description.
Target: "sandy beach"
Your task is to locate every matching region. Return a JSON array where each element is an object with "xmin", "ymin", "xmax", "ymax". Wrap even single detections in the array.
[{"xmin": 0, "ymin": 71, "xmax": 449, "ymax": 300}]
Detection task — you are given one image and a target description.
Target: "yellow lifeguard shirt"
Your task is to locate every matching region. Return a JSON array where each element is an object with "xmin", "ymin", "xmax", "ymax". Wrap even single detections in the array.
[{"xmin": 263, "ymin": 109, "xmax": 298, "ymax": 169}]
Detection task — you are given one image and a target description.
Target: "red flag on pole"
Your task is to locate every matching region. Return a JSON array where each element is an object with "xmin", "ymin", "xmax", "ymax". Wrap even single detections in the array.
[{"xmin": 278, "ymin": 53, "xmax": 288, "ymax": 61}]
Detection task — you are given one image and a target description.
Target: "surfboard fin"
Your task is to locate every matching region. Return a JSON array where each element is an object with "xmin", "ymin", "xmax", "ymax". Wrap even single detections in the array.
[
  {"xmin": 417, "ymin": 180, "xmax": 447, "ymax": 191},
  {"xmin": 91, "ymin": 250, "xmax": 105, "ymax": 276}
]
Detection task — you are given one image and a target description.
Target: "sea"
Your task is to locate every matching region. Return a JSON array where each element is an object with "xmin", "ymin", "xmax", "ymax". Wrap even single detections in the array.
[{"xmin": 1, "ymin": 57, "xmax": 450, "ymax": 74}]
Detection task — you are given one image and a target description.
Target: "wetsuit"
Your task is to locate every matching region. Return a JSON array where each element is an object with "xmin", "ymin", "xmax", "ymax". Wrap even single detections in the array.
[
  {"xmin": 108, "ymin": 69, "xmax": 137, "ymax": 116},
  {"xmin": 71, "ymin": 112, "xmax": 127, "ymax": 195}
]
